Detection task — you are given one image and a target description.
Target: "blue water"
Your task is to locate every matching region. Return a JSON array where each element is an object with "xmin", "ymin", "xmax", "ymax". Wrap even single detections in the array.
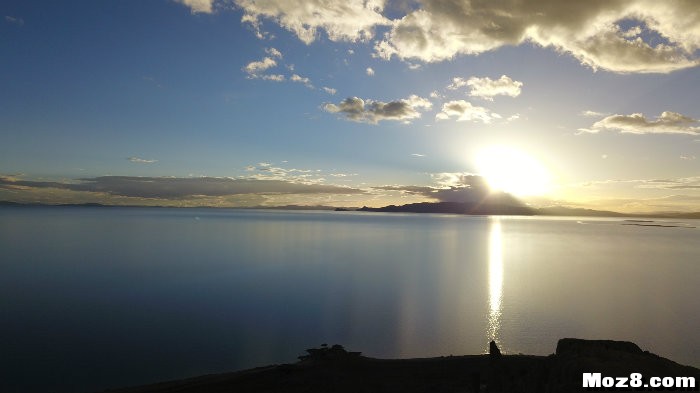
[{"xmin": 1, "ymin": 207, "xmax": 699, "ymax": 392}]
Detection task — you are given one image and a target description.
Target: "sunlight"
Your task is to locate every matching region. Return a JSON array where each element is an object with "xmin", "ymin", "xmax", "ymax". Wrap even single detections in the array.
[
  {"xmin": 475, "ymin": 146, "xmax": 551, "ymax": 196},
  {"xmin": 487, "ymin": 217, "xmax": 503, "ymax": 342}
]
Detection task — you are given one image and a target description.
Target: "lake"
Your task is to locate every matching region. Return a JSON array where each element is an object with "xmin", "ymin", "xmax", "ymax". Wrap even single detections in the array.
[{"xmin": 1, "ymin": 206, "xmax": 698, "ymax": 392}]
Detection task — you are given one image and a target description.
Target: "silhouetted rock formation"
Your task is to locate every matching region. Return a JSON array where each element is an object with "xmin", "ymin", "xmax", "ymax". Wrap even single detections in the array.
[
  {"xmin": 103, "ymin": 338, "xmax": 699, "ymax": 393},
  {"xmin": 489, "ymin": 340, "xmax": 502, "ymax": 357},
  {"xmin": 358, "ymin": 201, "xmax": 535, "ymax": 215}
]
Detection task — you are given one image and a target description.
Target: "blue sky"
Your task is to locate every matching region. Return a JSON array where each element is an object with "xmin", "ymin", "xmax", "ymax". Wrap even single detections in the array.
[{"xmin": 2, "ymin": 0, "xmax": 700, "ymax": 212}]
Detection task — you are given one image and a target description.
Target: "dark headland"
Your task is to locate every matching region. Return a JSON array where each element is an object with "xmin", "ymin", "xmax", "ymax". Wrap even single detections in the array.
[{"xmin": 102, "ymin": 339, "xmax": 699, "ymax": 393}]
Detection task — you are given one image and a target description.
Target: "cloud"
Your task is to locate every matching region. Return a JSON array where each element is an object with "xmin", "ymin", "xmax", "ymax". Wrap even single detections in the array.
[
  {"xmin": 265, "ymin": 47, "xmax": 283, "ymax": 58},
  {"xmin": 375, "ymin": 174, "xmax": 522, "ymax": 204},
  {"xmin": 244, "ymin": 56, "xmax": 278, "ymax": 76},
  {"xmin": 457, "ymin": 75, "xmax": 523, "ymax": 100},
  {"xmin": 581, "ymin": 110, "xmax": 607, "ymax": 117},
  {"xmin": 235, "ymin": 0, "xmax": 390, "ymax": 44},
  {"xmin": 581, "ymin": 111, "xmax": 700, "ymax": 135},
  {"xmin": 174, "ymin": 0, "xmax": 214, "ymax": 14},
  {"xmin": 323, "ymin": 94, "xmax": 432, "ymax": 124},
  {"xmin": 366, "ymin": 67, "xmax": 375, "ymax": 76},
  {"xmin": 374, "ymin": 1, "xmax": 700, "ymax": 73},
  {"xmin": 260, "ymin": 74, "xmax": 285, "ymax": 81},
  {"xmin": 435, "ymin": 100, "xmax": 500, "ymax": 123},
  {"xmin": 323, "ymin": 86, "xmax": 337, "ymax": 95},
  {"xmin": 5, "ymin": 15, "xmax": 24, "ymax": 26},
  {"xmin": 128, "ymin": 157, "xmax": 157, "ymax": 164},
  {"xmin": 290, "ymin": 73, "xmax": 313, "ymax": 87},
  {"xmin": 411, "ymin": 153, "xmax": 425, "ymax": 157},
  {"xmin": 0, "ymin": 176, "xmax": 364, "ymax": 199},
  {"xmin": 639, "ymin": 176, "xmax": 700, "ymax": 190}
]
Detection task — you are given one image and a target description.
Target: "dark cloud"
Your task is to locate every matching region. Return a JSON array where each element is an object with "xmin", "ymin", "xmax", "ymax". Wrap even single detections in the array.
[
  {"xmin": 0, "ymin": 176, "xmax": 364, "ymax": 199},
  {"xmin": 323, "ymin": 95, "xmax": 431, "ymax": 124},
  {"xmin": 375, "ymin": 175, "xmax": 521, "ymax": 204}
]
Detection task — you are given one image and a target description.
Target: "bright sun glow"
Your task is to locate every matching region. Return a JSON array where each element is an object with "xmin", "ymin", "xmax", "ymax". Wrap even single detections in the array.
[{"xmin": 475, "ymin": 146, "xmax": 552, "ymax": 196}]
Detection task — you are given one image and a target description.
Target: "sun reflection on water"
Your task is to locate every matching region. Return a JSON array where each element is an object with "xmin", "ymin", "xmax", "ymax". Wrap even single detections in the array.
[{"xmin": 487, "ymin": 218, "xmax": 503, "ymax": 343}]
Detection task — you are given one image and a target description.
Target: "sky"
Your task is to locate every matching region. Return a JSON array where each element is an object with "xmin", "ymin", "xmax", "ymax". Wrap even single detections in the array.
[{"xmin": 1, "ymin": 0, "xmax": 700, "ymax": 213}]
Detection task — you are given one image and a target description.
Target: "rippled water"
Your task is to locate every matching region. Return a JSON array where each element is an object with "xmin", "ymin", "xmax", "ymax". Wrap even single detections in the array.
[{"xmin": 1, "ymin": 207, "xmax": 698, "ymax": 392}]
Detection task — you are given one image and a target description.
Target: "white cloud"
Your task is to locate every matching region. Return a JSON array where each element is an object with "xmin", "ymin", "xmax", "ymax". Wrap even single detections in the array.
[
  {"xmin": 366, "ymin": 67, "xmax": 375, "ymax": 76},
  {"xmin": 411, "ymin": 153, "xmax": 425, "ymax": 157},
  {"xmin": 244, "ymin": 56, "xmax": 277, "ymax": 76},
  {"xmin": 128, "ymin": 157, "xmax": 157, "ymax": 164},
  {"xmin": 324, "ymin": 94, "xmax": 432, "ymax": 124},
  {"xmin": 374, "ymin": 1, "xmax": 700, "ymax": 73},
  {"xmin": 290, "ymin": 73, "xmax": 313, "ymax": 87},
  {"xmin": 435, "ymin": 100, "xmax": 500, "ymax": 123},
  {"xmin": 581, "ymin": 111, "xmax": 700, "ymax": 135},
  {"xmin": 581, "ymin": 110, "xmax": 607, "ymax": 117},
  {"xmin": 174, "ymin": 0, "xmax": 214, "ymax": 14},
  {"xmin": 323, "ymin": 86, "xmax": 337, "ymax": 95},
  {"xmin": 235, "ymin": 0, "xmax": 390, "ymax": 44},
  {"xmin": 463, "ymin": 75, "xmax": 523, "ymax": 100},
  {"xmin": 261, "ymin": 74, "xmax": 285, "ymax": 81},
  {"xmin": 265, "ymin": 47, "xmax": 283, "ymax": 58}
]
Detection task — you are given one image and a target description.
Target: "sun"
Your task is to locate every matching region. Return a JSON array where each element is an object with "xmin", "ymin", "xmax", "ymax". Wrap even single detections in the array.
[{"xmin": 475, "ymin": 146, "xmax": 552, "ymax": 196}]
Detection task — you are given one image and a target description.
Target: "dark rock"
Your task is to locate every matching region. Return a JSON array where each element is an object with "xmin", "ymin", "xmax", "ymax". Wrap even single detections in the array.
[
  {"xmin": 556, "ymin": 338, "xmax": 642, "ymax": 357},
  {"xmin": 489, "ymin": 341, "xmax": 502, "ymax": 357}
]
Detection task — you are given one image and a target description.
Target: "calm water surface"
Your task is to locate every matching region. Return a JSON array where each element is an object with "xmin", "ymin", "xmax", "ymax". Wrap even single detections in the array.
[{"xmin": 1, "ymin": 207, "xmax": 699, "ymax": 392}]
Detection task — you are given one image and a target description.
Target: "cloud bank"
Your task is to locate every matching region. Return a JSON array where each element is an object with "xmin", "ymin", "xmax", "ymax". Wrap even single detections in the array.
[
  {"xmin": 0, "ymin": 176, "xmax": 364, "ymax": 199},
  {"xmin": 375, "ymin": 1, "xmax": 700, "ymax": 73},
  {"xmin": 230, "ymin": 1, "xmax": 700, "ymax": 74}
]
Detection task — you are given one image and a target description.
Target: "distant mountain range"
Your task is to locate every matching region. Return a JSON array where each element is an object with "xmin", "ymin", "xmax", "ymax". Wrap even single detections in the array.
[
  {"xmin": 356, "ymin": 201, "xmax": 700, "ymax": 219},
  {"xmin": 2, "ymin": 200, "xmax": 699, "ymax": 219}
]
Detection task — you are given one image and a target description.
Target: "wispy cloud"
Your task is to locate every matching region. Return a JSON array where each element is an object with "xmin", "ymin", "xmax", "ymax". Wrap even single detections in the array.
[
  {"xmin": 128, "ymin": 157, "xmax": 157, "ymax": 164},
  {"xmin": 366, "ymin": 67, "xmax": 375, "ymax": 76},
  {"xmin": 5, "ymin": 15, "xmax": 24, "ymax": 26},
  {"xmin": 322, "ymin": 86, "xmax": 337, "ymax": 95},
  {"xmin": 580, "ymin": 111, "xmax": 700, "ymax": 135},
  {"xmin": 581, "ymin": 110, "xmax": 607, "ymax": 117},
  {"xmin": 323, "ymin": 94, "xmax": 432, "ymax": 124}
]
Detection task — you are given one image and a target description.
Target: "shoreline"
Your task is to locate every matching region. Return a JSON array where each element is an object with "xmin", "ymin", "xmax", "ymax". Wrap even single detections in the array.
[{"xmin": 102, "ymin": 339, "xmax": 700, "ymax": 393}]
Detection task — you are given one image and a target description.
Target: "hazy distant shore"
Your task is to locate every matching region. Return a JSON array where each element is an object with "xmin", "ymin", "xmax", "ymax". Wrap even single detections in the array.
[{"xmin": 3, "ymin": 200, "xmax": 700, "ymax": 220}]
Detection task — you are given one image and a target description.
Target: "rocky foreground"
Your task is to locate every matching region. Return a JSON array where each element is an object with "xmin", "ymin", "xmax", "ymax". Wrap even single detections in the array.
[{"xmin": 103, "ymin": 339, "xmax": 699, "ymax": 393}]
